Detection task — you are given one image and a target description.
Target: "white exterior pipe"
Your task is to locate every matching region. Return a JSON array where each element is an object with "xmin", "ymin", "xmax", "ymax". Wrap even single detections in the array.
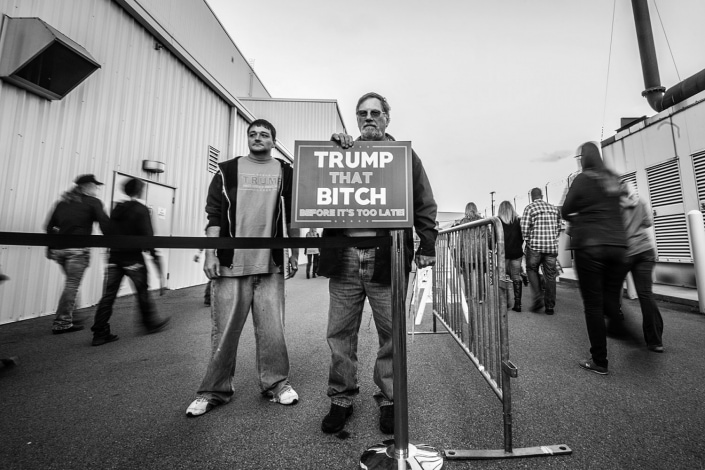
[{"xmin": 686, "ymin": 210, "xmax": 705, "ymax": 314}]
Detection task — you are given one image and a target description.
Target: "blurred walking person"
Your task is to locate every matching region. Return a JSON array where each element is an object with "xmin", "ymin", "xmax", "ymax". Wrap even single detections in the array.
[
  {"xmin": 562, "ymin": 142, "xmax": 627, "ymax": 375},
  {"xmin": 91, "ymin": 178, "xmax": 170, "ymax": 346},
  {"xmin": 45, "ymin": 174, "xmax": 110, "ymax": 334},
  {"xmin": 620, "ymin": 181, "xmax": 664, "ymax": 352},
  {"xmin": 498, "ymin": 201, "xmax": 524, "ymax": 312}
]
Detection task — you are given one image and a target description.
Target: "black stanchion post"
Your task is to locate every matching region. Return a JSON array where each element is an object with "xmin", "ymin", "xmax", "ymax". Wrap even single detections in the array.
[{"xmin": 359, "ymin": 230, "xmax": 443, "ymax": 469}]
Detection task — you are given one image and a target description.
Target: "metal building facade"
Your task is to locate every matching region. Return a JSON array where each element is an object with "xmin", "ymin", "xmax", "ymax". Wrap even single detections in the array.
[
  {"xmin": 602, "ymin": 91, "xmax": 705, "ymax": 288},
  {"xmin": 0, "ymin": 0, "xmax": 287, "ymax": 324},
  {"xmin": 239, "ymin": 97, "xmax": 347, "ymax": 155}
]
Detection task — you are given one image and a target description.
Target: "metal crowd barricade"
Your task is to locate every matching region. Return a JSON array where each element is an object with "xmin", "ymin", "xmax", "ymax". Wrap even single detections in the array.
[{"xmin": 431, "ymin": 217, "xmax": 571, "ymax": 460}]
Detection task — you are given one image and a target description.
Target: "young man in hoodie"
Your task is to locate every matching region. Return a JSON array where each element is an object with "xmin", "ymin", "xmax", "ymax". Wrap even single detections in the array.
[
  {"xmin": 186, "ymin": 119, "xmax": 300, "ymax": 418},
  {"xmin": 91, "ymin": 178, "xmax": 170, "ymax": 346}
]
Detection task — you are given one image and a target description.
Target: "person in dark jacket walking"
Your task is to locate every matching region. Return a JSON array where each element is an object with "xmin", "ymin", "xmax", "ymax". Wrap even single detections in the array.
[
  {"xmin": 45, "ymin": 174, "xmax": 110, "ymax": 334},
  {"xmin": 186, "ymin": 119, "xmax": 300, "ymax": 418},
  {"xmin": 498, "ymin": 201, "xmax": 524, "ymax": 312},
  {"xmin": 317, "ymin": 92, "xmax": 438, "ymax": 435},
  {"xmin": 91, "ymin": 178, "xmax": 170, "ymax": 346},
  {"xmin": 562, "ymin": 141, "xmax": 628, "ymax": 375}
]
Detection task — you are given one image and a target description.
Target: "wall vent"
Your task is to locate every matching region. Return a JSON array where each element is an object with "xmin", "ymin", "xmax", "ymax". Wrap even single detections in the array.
[
  {"xmin": 207, "ymin": 146, "xmax": 220, "ymax": 174},
  {"xmin": 646, "ymin": 158, "xmax": 682, "ymax": 207},
  {"xmin": 653, "ymin": 214, "xmax": 691, "ymax": 261}
]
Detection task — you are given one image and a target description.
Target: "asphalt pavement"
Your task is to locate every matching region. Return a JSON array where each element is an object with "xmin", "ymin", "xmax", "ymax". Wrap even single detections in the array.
[{"xmin": 1, "ymin": 275, "xmax": 704, "ymax": 469}]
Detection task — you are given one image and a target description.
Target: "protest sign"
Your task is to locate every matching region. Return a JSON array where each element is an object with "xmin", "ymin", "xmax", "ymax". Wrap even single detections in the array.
[{"xmin": 291, "ymin": 140, "xmax": 413, "ymax": 229}]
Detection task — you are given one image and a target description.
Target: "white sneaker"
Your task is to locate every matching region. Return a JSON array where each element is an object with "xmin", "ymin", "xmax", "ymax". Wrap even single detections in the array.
[
  {"xmin": 186, "ymin": 396, "xmax": 215, "ymax": 417},
  {"xmin": 270, "ymin": 385, "xmax": 299, "ymax": 405}
]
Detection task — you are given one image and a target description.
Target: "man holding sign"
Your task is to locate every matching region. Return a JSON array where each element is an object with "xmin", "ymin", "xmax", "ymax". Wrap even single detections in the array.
[{"xmin": 318, "ymin": 92, "xmax": 437, "ymax": 434}]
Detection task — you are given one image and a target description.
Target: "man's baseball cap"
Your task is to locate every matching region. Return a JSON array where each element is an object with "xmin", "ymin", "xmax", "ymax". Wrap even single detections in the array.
[{"xmin": 74, "ymin": 174, "xmax": 103, "ymax": 185}]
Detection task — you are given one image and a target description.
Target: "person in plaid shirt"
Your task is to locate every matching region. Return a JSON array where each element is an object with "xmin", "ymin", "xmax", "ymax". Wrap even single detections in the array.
[{"xmin": 521, "ymin": 188, "xmax": 561, "ymax": 314}]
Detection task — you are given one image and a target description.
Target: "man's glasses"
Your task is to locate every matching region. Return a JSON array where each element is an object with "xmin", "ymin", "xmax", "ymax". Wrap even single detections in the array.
[{"xmin": 356, "ymin": 110, "xmax": 384, "ymax": 118}]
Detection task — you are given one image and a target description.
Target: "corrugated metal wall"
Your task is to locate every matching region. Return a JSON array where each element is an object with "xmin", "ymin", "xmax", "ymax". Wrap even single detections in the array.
[
  {"xmin": 130, "ymin": 0, "xmax": 271, "ymax": 100},
  {"xmin": 238, "ymin": 98, "xmax": 347, "ymax": 155},
  {"xmin": 0, "ymin": 0, "xmax": 250, "ymax": 323}
]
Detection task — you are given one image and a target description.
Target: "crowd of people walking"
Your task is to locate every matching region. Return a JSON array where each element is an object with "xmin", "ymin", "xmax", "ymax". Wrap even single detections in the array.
[{"xmin": 450, "ymin": 141, "xmax": 665, "ymax": 377}]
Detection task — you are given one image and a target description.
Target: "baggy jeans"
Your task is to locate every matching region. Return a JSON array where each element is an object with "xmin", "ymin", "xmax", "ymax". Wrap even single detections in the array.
[
  {"xmin": 92, "ymin": 261, "xmax": 160, "ymax": 337},
  {"xmin": 197, "ymin": 273, "xmax": 290, "ymax": 404},
  {"xmin": 326, "ymin": 247, "xmax": 393, "ymax": 407},
  {"xmin": 50, "ymin": 248, "xmax": 90, "ymax": 330}
]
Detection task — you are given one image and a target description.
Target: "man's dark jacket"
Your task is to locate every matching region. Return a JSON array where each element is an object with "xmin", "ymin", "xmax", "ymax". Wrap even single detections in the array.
[
  {"xmin": 205, "ymin": 156, "xmax": 293, "ymax": 269},
  {"xmin": 108, "ymin": 199, "xmax": 156, "ymax": 264}
]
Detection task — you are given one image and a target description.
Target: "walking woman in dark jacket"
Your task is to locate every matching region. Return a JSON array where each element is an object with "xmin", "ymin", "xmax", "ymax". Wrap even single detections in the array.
[
  {"xmin": 562, "ymin": 142, "xmax": 628, "ymax": 375},
  {"xmin": 498, "ymin": 201, "xmax": 524, "ymax": 311}
]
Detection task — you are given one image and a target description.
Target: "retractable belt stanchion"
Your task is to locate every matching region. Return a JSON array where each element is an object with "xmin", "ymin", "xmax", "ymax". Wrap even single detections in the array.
[{"xmin": 359, "ymin": 230, "xmax": 443, "ymax": 470}]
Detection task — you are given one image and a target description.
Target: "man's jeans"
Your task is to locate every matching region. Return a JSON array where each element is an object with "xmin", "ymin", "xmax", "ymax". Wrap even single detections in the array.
[
  {"xmin": 197, "ymin": 273, "xmax": 290, "ymax": 404},
  {"xmin": 327, "ymin": 247, "xmax": 393, "ymax": 407},
  {"xmin": 625, "ymin": 248, "xmax": 663, "ymax": 347},
  {"xmin": 574, "ymin": 246, "xmax": 627, "ymax": 368},
  {"xmin": 49, "ymin": 248, "xmax": 90, "ymax": 330},
  {"xmin": 525, "ymin": 246, "xmax": 557, "ymax": 310},
  {"xmin": 92, "ymin": 261, "xmax": 159, "ymax": 337}
]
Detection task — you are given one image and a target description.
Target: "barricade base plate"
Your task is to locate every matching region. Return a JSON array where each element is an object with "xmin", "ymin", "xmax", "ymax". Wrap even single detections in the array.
[
  {"xmin": 444, "ymin": 444, "xmax": 572, "ymax": 460},
  {"xmin": 360, "ymin": 440, "xmax": 444, "ymax": 469}
]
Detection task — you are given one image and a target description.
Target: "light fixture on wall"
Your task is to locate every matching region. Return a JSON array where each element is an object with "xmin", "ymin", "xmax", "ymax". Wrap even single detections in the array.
[{"xmin": 142, "ymin": 160, "xmax": 165, "ymax": 173}]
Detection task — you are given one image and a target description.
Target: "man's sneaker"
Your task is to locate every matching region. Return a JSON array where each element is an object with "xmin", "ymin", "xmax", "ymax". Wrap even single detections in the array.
[
  {"xmin": 269, "ymin": 385, "xmax": 299, "ymax": 405},
  {"xmin": 379, "ymin": 405, "xmax": 394, "ymax": 434},
  {"xmin": 545, "ymin": 308, "xmax": 555, "ymax": 315},
  {"xmin": 321, "ymin": 403, "xmax": 353, "ymax": 434},
  {"xmin": 578, "ymin": 358, "xmax": 608, "ymax": 375},
  {"xmin": 648, "ymin": 345, "xmax": 665, "ymax": 353},
  {"xmin": 186, "ymin": 396, "xmax": 215, "ymax": 417},
  {"xmin": 92, "ymin": 334, "xmax": 119, "ymax": 347},
  {"xmin": 52, "ymin": 325, "xmax": 84, "ymax": 335}
]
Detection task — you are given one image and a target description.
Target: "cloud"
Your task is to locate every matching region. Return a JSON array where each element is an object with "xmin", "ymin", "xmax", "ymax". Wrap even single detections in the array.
[{"xmin": 532, "ymin": 150, "xmax": 574, "ymax": 163}]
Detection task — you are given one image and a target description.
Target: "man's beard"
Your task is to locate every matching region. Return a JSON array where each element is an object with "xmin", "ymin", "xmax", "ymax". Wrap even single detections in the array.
[{"xmin": 360, "ymin": 126, "xmax": 384, "ymax": 140}]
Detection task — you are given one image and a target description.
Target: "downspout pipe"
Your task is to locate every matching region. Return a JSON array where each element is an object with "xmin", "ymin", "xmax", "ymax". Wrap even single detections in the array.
[
  {"xmin": 631, "ymin": 0, "xmax": 665, "ymax": 112},
  {"xmin": 632, "ymin": 0, "xmax": 705, "ymax": 112}
]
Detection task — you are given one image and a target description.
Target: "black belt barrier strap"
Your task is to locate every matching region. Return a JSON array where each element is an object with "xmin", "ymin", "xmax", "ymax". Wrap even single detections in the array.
[{"xmin": 0, "ymin": 232, "xmax": 391, "ymax": 250}]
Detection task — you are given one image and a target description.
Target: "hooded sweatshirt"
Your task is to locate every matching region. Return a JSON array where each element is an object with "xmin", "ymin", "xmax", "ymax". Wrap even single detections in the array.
[
  {"xmin": 561, "ymin": 142, "xmax": 626, "ymax": 250},
  {"xmin": 620, "ymin": 184, "xmax": 655, "ymax": 257},
  {"xmin": 108, "ymin": 199, "xmax": 155, "ymax": 264}
]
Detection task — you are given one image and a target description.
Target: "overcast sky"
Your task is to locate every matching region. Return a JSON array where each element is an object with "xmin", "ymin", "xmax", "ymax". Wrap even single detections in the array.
[{"xmin": 206, "ymin": 0, "xmax": 705, "ymax": 215}]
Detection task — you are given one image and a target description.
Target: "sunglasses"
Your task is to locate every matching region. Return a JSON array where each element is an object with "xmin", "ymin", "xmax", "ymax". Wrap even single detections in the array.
[{"xmin": 356, "ymin": 110, "xmax": 384, "ymax": 118}]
